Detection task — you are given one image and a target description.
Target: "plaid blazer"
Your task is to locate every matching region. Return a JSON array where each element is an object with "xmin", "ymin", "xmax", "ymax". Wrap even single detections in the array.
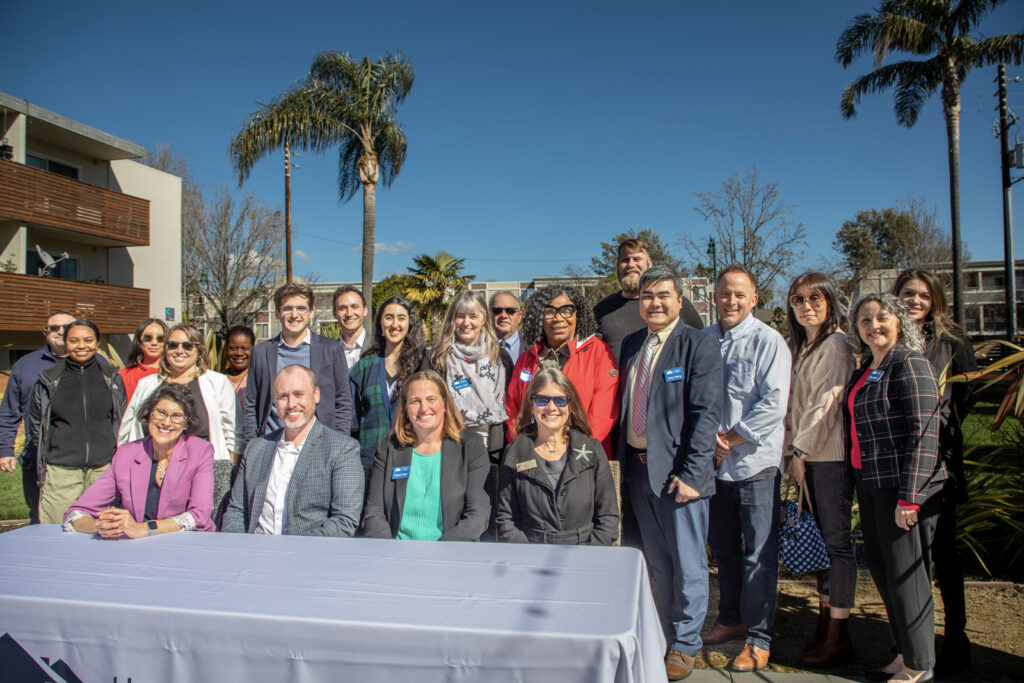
[
  {"xmin": 844, "ymin": 345, "xmax": 944, "ymax": 505},
  {"xmin": 350, "ymin": 351, "xmax": 431, "ymax": 468}
]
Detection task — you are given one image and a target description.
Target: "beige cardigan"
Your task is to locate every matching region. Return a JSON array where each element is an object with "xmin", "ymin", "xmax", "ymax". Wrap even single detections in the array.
[{"xmin": 784, "ymin": 331, "xmax": 855, "ymax": 463}]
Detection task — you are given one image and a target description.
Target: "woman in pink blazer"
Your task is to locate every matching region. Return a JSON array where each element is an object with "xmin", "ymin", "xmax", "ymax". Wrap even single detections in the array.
[{"xmin": 64, "ymin": 383, "xmax": 215, "ymax": 536}]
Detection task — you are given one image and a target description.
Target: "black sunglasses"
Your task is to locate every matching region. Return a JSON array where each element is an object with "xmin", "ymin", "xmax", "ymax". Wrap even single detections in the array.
[
  {"xmin": 46, "ymin": 324, "xmax": 69, "ymax": 333},
  {"xmin": 491, "ymin": 307, "xmax": 519, "ymax": 316},
  {"xmin": 165, "ymin": 341, "xmax": 196, "ymax": 352},
  {"xmin": 532, "ymin": 394, "xmax": 569, "ymax": 408},
  {"xmin": 142, "ymin": 334, "xmax": 165, "ymax": 343}
]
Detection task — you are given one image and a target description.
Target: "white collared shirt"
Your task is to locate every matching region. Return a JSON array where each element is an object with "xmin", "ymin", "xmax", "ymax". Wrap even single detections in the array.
[
  {"xmin": 341, "ymin": 328, "xmax": 367, "ymax": 369},
  {"xmin": 255, "ymin": 420, "xmax": 314, "ymax": 535}
]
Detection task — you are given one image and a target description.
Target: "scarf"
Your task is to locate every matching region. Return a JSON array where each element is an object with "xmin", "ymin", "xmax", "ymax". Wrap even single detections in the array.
[{"xmin": 446, "ymin": 338, "xmax": 508, "ymax": 428}]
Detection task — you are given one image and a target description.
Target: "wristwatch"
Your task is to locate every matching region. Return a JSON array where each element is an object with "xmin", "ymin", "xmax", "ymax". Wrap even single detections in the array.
[
  {"xmin": 794, "ymin": 448, "xmax": 807, "ymax": 461},
  {"xmin": 146, "ymin": 520, "xmax": 158, "ymax": 535}
]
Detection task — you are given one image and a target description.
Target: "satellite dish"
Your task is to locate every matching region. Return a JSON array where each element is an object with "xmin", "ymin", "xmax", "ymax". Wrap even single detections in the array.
[{"xmin": 35, "ymin": 245, "xmax": 69, "ymax": 276}]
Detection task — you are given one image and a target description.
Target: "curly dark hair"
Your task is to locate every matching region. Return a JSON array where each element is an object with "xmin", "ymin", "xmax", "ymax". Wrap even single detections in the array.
[
  {"xmin": 364, "ymin": 296, "xmax": 427, "ymax": 392},
  {"xmin": 521, "ymin": 285, "xmax": 597, "ymax": 347},
  {"xmin": 138, "ymin": 382, "xmax": 201, "ymax": 436}
]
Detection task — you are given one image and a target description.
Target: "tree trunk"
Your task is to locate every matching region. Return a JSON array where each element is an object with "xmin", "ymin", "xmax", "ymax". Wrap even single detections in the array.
[
  {"xmin": 944, "ymin": 77, "xmax": 965, "ymax": 327},
  {"xmin": 361, "ymin": 180, "xmax": 376, "ymax": 332}
]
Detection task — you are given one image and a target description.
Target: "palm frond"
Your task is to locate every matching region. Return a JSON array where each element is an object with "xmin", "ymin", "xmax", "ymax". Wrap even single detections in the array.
[
  {"xmin": 840, "ymin": 60, "xmax": 929, "ymax": 119},
  {"xmin": 893, "ymin": 56, "xmax": 944, "ymax": 126},
  {"xmin": 959, "ymin": 32, "xmax": 1024, "ymax": 68},
  {"xmin": 836, "ymin": 13, "xmax": 882, "ymax": 66},
  {"xmin": 950, "ymin": 0, "xmax": 1010, "ymax": 36}
]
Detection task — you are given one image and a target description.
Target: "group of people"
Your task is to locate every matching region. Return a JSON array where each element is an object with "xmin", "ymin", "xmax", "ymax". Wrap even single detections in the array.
[{"xmin": 0, "ymin": 239, "xmax": 975, "ymax": 683}]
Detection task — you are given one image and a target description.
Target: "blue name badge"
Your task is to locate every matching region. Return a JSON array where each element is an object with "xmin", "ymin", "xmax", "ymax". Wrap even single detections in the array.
[
  {"xmin": 664, "ymin": 367, "xmax": 684, "ymax": 383},
  {"xmin": 867, "ymin": 369, "xmax": 884, "ymax": 382},
  {"xmin": 519, "ymin": 369, "xmax": 533, "ymax": 383},
  {"xmin": 451, "ymin": 377, "xmax": 471, "ymax": 392},
  {"xmin": 391, "ymin": 466, "xmax": 410, "ymax": 480}
]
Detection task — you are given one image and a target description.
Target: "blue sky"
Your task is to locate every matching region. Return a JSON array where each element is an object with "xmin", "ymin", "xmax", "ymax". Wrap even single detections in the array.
[{"xmin": 4, "ymin": 1, "xmax": 1023, "ymax": 289}]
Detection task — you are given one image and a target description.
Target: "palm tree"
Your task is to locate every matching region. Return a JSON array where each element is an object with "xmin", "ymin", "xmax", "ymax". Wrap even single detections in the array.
[
  {"xmin": 836, "ymin": 0, "xmax": 1023, "ymax": 326},
  {"xmin": 231, "ymin": 51, "xmax": 414, "ymax": 327},
  {"xmin": 404, "ymin": 251, "xmax": 474, "ymax": 340}
]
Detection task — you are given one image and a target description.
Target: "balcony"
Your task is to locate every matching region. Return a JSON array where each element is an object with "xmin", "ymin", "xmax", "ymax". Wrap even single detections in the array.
[
  {"xmin": 0, "ymin": 272, "xmax": 149, "ymax": 334},
  {"xmin": 0, "ymin": 159, "xmax": 149, "ymax": 246}
]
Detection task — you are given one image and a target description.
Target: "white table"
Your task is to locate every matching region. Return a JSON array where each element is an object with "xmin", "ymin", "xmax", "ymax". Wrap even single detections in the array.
[{"xmin": 0, "ymin": 526, "xmax": 667, "ymax": 682}]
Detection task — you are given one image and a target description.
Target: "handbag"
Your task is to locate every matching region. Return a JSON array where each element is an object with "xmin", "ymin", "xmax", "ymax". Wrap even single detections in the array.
[{"xmin": 778, "ymin": 478, "xmax": 831, "ymax": 575}]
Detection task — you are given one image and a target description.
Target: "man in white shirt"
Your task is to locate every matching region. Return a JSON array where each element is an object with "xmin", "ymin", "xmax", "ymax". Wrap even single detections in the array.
[
  {"xmin": 223, "ymin": 364, "xmax": 363, "ymax": 536},
  {"xmin": 333, "ymin": 286, "xmax": 368, "ymax": 369},
  {"xmin": 489, "ymin": 290, "xmax": 523, "ymax": 364}
]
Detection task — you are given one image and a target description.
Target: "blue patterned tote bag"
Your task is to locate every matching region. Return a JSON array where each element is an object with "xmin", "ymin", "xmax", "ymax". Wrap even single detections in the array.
[{"xmin": 779, "ymin": 479, "xmax": 831, "ymax": 574}]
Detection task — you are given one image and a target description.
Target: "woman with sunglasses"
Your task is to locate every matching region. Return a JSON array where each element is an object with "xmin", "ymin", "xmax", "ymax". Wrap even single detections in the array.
[
  {"xmin": 119, "ymin": 324, "xmax": 240, "ymax": 520},
  {"xmin": 497, "ymin": 368, "xmax": 618, "ymax": 544},
  {"xmin": 504, "ymin": 285, "xmax": 619, "ymax": 459},
  {"xmin": 783, "ymin": 273, "xmax": 857, "ymax": 667},
  {"xmin": 118, "ymin": 318, "xmax": 168, "ymax": 403},
  {"xmin": 64, "ymin": 382, "xmax": 215, "ymax": 536}
]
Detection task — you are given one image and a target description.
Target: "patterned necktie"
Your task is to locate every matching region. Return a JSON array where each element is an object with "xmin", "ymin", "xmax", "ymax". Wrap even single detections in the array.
[{"xmin": 631, "ymin": 334, "xmax": 661, "ymax": 437}]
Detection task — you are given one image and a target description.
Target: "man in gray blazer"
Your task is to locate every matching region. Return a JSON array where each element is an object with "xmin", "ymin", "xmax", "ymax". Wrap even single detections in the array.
[
  {"xmin": 223, "ymin": 364, "xmax": 364, "ymax": 536},
  {"xmin": 618, "ymin": 266, "xmax": 723, "ymax": 681}
]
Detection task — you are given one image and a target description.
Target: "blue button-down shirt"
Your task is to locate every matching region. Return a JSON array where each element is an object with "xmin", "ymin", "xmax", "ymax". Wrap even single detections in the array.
[
  {"xmin": 500, "ymin": 330, "xmax": 522, "ymax": 365},
  {"xmin": 266, "ymin": 329, "xmax": 313, "ymax": 434},
  {"xmin": 702, "ymin": 314, "xmax": 791, "ymax": 482}
]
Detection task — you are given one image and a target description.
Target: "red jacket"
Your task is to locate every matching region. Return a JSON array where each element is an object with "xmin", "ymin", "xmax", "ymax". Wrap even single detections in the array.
[{"xmin": 505, "ymin": 335, "xmax": 620, "ymax": 459}]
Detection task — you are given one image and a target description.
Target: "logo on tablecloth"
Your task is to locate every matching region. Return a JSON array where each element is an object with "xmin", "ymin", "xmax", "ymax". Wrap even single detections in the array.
[{"xmin": 0, "ymin": 632, "xmax": 84, "ymax": 682}]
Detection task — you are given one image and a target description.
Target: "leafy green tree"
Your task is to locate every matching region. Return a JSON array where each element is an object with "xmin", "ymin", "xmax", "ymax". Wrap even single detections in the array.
[
  {"xmin": 372, "ymin": 273, "xmax": 414, "ymax": 312},
  {"xmin": 836, "ymin": 0, "xmax": 1024, "ymax": 325},
  {"xmin": 231, "ymin": 51, "xmax": 414, "ymax": 330},
  {"xmin": 405, "ymin": 252, "xmax": 474, "ymax": 339},
  {"xmin": 589, "ymin": 228, "xmax": 684, "ymax": 278}
]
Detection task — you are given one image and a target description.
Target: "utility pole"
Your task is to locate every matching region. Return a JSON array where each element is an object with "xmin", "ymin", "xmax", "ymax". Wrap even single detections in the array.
[
  {"xmin": 284, "ymin": 138, "xmax": 293, "ymax": 283},
  {"xmin": 997, "ymin": 65, "xmax": 1017, "ymax": 341},
  {"xmin": 707, "ymin": 237, "xmax": 718, "ymax": 324}
]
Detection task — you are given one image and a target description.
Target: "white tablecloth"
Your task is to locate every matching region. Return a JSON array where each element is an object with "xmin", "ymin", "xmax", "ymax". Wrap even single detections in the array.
[{"xmin": 0, "ymin": 525, "xmax": 667, "ymax": 682}]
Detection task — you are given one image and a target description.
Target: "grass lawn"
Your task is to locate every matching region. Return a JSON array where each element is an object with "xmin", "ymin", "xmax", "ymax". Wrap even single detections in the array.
[
  {"xmin": 0, "ymin": 430, "xmax": 29, "ymax": 520},
  {"xmin": 962, "ymin": 398, "xmax": 1021, "ymax": 450}
]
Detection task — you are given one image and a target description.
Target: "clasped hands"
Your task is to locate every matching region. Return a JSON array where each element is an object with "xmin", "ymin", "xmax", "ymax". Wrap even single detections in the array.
[{"xmin": 96, "ymin": 508, "xmax": 148, "ymax": 539}]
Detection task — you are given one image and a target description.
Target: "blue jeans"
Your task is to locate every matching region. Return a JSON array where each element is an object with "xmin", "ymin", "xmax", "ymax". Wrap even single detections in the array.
[
  {"xmin": 627, "ymin": 457, "xmax": 710, "ymax": 657},
  {"xmin": 707, "ymin": 472, "xmax": 780, "ymax": 651}
]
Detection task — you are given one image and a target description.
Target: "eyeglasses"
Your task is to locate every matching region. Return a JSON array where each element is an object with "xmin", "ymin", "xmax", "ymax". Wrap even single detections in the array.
[
  {"xmin": 151, "ymin": 408, "xmax": 187, "ymax": 425},
  {"xmin": 279, "ymin": 306, "xmax": 310, "ymax": 315},
  {"xmin": 532, "ymin": 394, "xmax": 569, "ymax": 408},
  {"xmin": 142, "ymin": 334, "xmax": 165, "ymax": 343},
  {"xmin": 491, "ymin": 307, "xmax": 519, "ymax": 316},
  {"xmin": 789, "ymin": 293, "xmax": 825, "ymax": 309},
  {"xmin": 165, "ymin": 341, "xmax": 196, "ymax": 352},
  {"xmin": 542, "ymin": 305, "xmax": 577, "ymax": 319},
  {"xmin": 46, "ymin": 324, "xmax": 68, "ymax": 333}
]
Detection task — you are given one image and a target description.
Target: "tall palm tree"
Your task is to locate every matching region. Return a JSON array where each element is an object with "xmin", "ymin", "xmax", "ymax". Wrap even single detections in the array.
[
  {"xmin": 404, "ymin": 251, "xmax": 474, "ymax": 340},
  {"xmin": 231, "ymin": 51, "xmax": 414, "ymax": 328},
  {"xmin": 836, "ymin": 0, "xmax": 1023, "ymax": 326}
]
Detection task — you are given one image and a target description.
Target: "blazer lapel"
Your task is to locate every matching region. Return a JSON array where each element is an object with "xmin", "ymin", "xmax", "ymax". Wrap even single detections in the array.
[
  {"xmin": 647, "ymin": 322, "xmax": 684, "ymax": 405},
  {"xmin": 248, "ymin": 437, "xmax": 278, "ymax": 532},
  {"xmin": 393, "ymin": 444, "xmax": 414, "ymax": 524},
  {"xmin": 129, "ymin": 440, "xmax": 152, "ymax": 521},
  {"xmin": 509, "ymin": 438, "xmax": 553, "ymax": 493},
  {"xmin": 156, "ymin": 437, "xmax": 190, "ymax": 520},
  {"xmin": 378, "ymin": 360, "xmax": 395, "ymax": 425},
  {"xmin": 438, "ymin": 438, "xmax": 458, "ymax": 524},
  {"xmin": 284, "ymin": 421, "xmax": 322, "ymax": 532}
]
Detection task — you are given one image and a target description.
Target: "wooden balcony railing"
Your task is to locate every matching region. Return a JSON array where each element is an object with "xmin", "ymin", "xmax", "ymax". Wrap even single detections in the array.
[
  {"xmin": 0, "ymin": 159, "xmax": 149, "ymax": 245},
  {"xmin": 0, "ymin": 272, "xmax": 150, "ymax": 334}
]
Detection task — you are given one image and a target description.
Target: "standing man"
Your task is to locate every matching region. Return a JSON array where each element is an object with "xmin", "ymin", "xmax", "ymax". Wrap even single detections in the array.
[
  {"xmin": 244, "ymin": 283, "xmax": 353, "ymax": 448},
  {"xmin": 619, "ymin": 266, "xmax": 723, "ymax": 681},
  {"xmin": 224, "ymin": 365, "xmax": 364, "ymax": 536},
  {"xmin": 0, "ymin": 311, "xmax": 77, "ymax": 523},
  {"xmin": 595, "ymin": 239, "xmax": 703, "ymax": 364},
  {"xmin": 489, "ymin": 290, "xmax": 523, "ymax": 364},
  {"xmin": 700, "ymin": 264, "xmax": 791, "ymax": 672},
  {"xmin": 333, "ymin": 286, "xmax": 368, "ymax": 370}
]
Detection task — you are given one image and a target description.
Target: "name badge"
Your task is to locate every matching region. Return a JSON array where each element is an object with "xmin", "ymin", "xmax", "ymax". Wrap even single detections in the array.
[
  {"xmin": 664, "ymin": 367, "xmax": 684, "ymax": 383},
  {"xmin": 867, "ymin": 369, "xmax": 884, "ymax": 382},
  {"xmin": 391, "ymin": 466, "xmax": 410, "ymax": 480},
  {"xmin": 516, "ymin": 459, "xmax": 538, "ymax": 472},
  {"xmin": 519, "ymin": 369, "xmax": 533, "ymax": 383},
  {"xmin": 451, "ymin": 377, "xmax": 471, "ymax": 392}
]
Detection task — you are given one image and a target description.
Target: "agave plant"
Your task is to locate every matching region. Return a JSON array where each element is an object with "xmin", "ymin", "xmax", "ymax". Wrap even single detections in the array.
[
  {"xmin": 958, "ymin": 446, "xmax": 1024, "ymax": 574},
  {"xmin": 96, "ymin": 343, "xmax": 125, "ymax": 370}
]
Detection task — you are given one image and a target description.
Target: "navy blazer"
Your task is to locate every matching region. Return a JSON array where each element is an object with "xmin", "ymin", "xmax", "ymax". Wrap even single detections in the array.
[
  {"xmin": 243, "ymin": 332, "xmax": 353, "ymax": 447},
  {"xmin": 618, "ymin": 320, "xmax": 723, "ymax": 498},
  {"xmin": 222, "ymin": 420, "xmax": 364, "ymax": 536}
]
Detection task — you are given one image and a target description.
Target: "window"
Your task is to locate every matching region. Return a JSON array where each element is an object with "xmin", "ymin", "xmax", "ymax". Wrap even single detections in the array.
[
  {"xmin": 255, "ymin": 323, "xmax": 269, "ymax": 341},
  {"xmin": 964, "ymin": 305, "xmax": 980, "ymax": 333},
  {"xmin": 983, "ymin": 304, "xmax": 1006, "ymax": 333},
  {"xmin": 982, "ymin": 272, "xmax": 1005, "ymax": 290},
  {"xmin": 25, "ymin": 153, "xmax": 80, "ymax": 180}
]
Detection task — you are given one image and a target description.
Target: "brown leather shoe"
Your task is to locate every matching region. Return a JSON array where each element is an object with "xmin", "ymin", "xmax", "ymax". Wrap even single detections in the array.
[
  {"xmin": 731, "ymin": 643, "xmax": 770, "ymax": 672},
  {"xmin": 700, "ymin": 621, "xmax": 747, "ymax": 645},
  {"xmin": 665, "ymin": 650, "xmax": 695, "ymax": 680},
  {"xmin": 801, "ymin": 617, "xmax": 853, "ymax": 667}
]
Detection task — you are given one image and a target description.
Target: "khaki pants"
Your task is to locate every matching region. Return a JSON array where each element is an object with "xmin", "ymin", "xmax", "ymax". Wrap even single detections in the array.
[{"xmin": 38, "ymin": 464, "xmax": 109, "ymax": 525}]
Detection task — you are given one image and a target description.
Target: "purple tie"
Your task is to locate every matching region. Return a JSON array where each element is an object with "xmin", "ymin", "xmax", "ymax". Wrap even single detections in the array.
[{"xmin": 631, "ymin": 334, "xmax": 660, "ymax": 437}]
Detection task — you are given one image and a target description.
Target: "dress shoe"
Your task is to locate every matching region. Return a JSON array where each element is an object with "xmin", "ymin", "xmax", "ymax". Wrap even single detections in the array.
[
  {"xmin": 700, "ymin": 621, "xmax": 747, "ymax": 645},
  {"xmin": 801, "ymin": 617, "xmax": 854, "ymax": 667},
  {"xmin": 730, "ymin": 643, "xmax": 770, "ymax": 672},
  {"xmin": 665, "ymin": 650, "xmax": 695, "ymax": 680}
]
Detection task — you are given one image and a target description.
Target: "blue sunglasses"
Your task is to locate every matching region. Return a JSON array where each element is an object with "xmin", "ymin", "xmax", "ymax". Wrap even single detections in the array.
[{"xmin": 532, "ymin": 394, "xmax": 569, "ymax": 408}]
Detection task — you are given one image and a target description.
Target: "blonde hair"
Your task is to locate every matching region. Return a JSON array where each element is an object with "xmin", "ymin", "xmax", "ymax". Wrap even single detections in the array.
[
  {"xmin": 431, "ymin": 291, "xmax": 500, "ymax": 373},
  {"xmin": 390, "ymin": 370, "xmax": 465, "ymax": 446},
  {"xmin": 159, "ymin": 324, "xmax": 208, "ymax": 378}
]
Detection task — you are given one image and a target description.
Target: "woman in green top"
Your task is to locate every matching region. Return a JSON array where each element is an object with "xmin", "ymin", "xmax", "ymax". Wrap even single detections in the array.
[{"xmin": 361, "ymin": 370, "xmax": 490, "ymax": 541}]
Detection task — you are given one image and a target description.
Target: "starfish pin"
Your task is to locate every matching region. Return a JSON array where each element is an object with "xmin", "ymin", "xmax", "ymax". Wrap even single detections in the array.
[{"xmin": 573, "ymin": 444, "xmax": 592, "ymax": 462}]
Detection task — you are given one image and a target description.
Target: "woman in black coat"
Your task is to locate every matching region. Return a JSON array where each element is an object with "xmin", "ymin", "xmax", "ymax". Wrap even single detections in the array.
[
  {"xmin": 361, "ymin": 370, "xmax": 490, "ymax": 541},
  {"xmin": 496, "ymin": 368, "xmax": 619, "ymax": 545}
]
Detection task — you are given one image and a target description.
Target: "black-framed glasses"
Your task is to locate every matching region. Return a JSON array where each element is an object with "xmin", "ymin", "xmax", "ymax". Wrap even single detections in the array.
[
  {"xmin": 541, "ymin": 305, "xmax": 577, "ymax": 319},
  {"xmin": 491, "ymin": 307, "xmax": 519, "ymax": 316},
  {"xmin": 165, "ymin": 341, "xmax": 196, "ymax": 352},
  {"xmin": 151, "ymin": 408, "xmax": 187, "ymax": 425},
  {"xmin": 789, "ymin": 293, "xmax": 825, "ymax": 309},
  {"xmin": 142, "ymin": 334, "xmax": 165, "ymax": 343},
  {"xmin": 46, "ymin": 324, "xmax": 68, "ymax": 333},
  {"xmin": 532, "ymin": 394, "xmax": 569, "ymax": 408}
]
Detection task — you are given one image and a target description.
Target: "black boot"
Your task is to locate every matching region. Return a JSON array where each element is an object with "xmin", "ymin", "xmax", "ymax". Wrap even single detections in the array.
[
  {"xmin": 934, "ymin": 630, "xmax": 970, "ymax": 676},
  {"xmin": 804, "ymin": 604, "xmax": 829, "ymax": 653},
  {"xmin": 801, "ymin": 617, "xmax": 854, "ymax": 667}
]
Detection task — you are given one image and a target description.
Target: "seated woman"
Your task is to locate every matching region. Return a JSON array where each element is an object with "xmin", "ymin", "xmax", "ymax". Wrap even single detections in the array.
[
  {"xmin": 496, "ymin": 368, "xmax": 619, "ymax": 545},
  {"xmin": 362, "ymin": 370, "xmax": 490, "ymax": 541},
  {"xmin": 64, "ymin": 382, "xmax": 215, "ymax": 536},
  {"xmin": 118, "ymin": 318, "xmax": 167, "ymax": 403}
]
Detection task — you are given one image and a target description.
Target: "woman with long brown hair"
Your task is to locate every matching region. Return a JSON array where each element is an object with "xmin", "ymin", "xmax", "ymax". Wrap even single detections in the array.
[
  {"xmin": 118, "ymin": 318, "xmax": 168, "ymax": 403},
  {"xmin": 892, "ymin": 269, "xmax": 977, "ymax": 674}
]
